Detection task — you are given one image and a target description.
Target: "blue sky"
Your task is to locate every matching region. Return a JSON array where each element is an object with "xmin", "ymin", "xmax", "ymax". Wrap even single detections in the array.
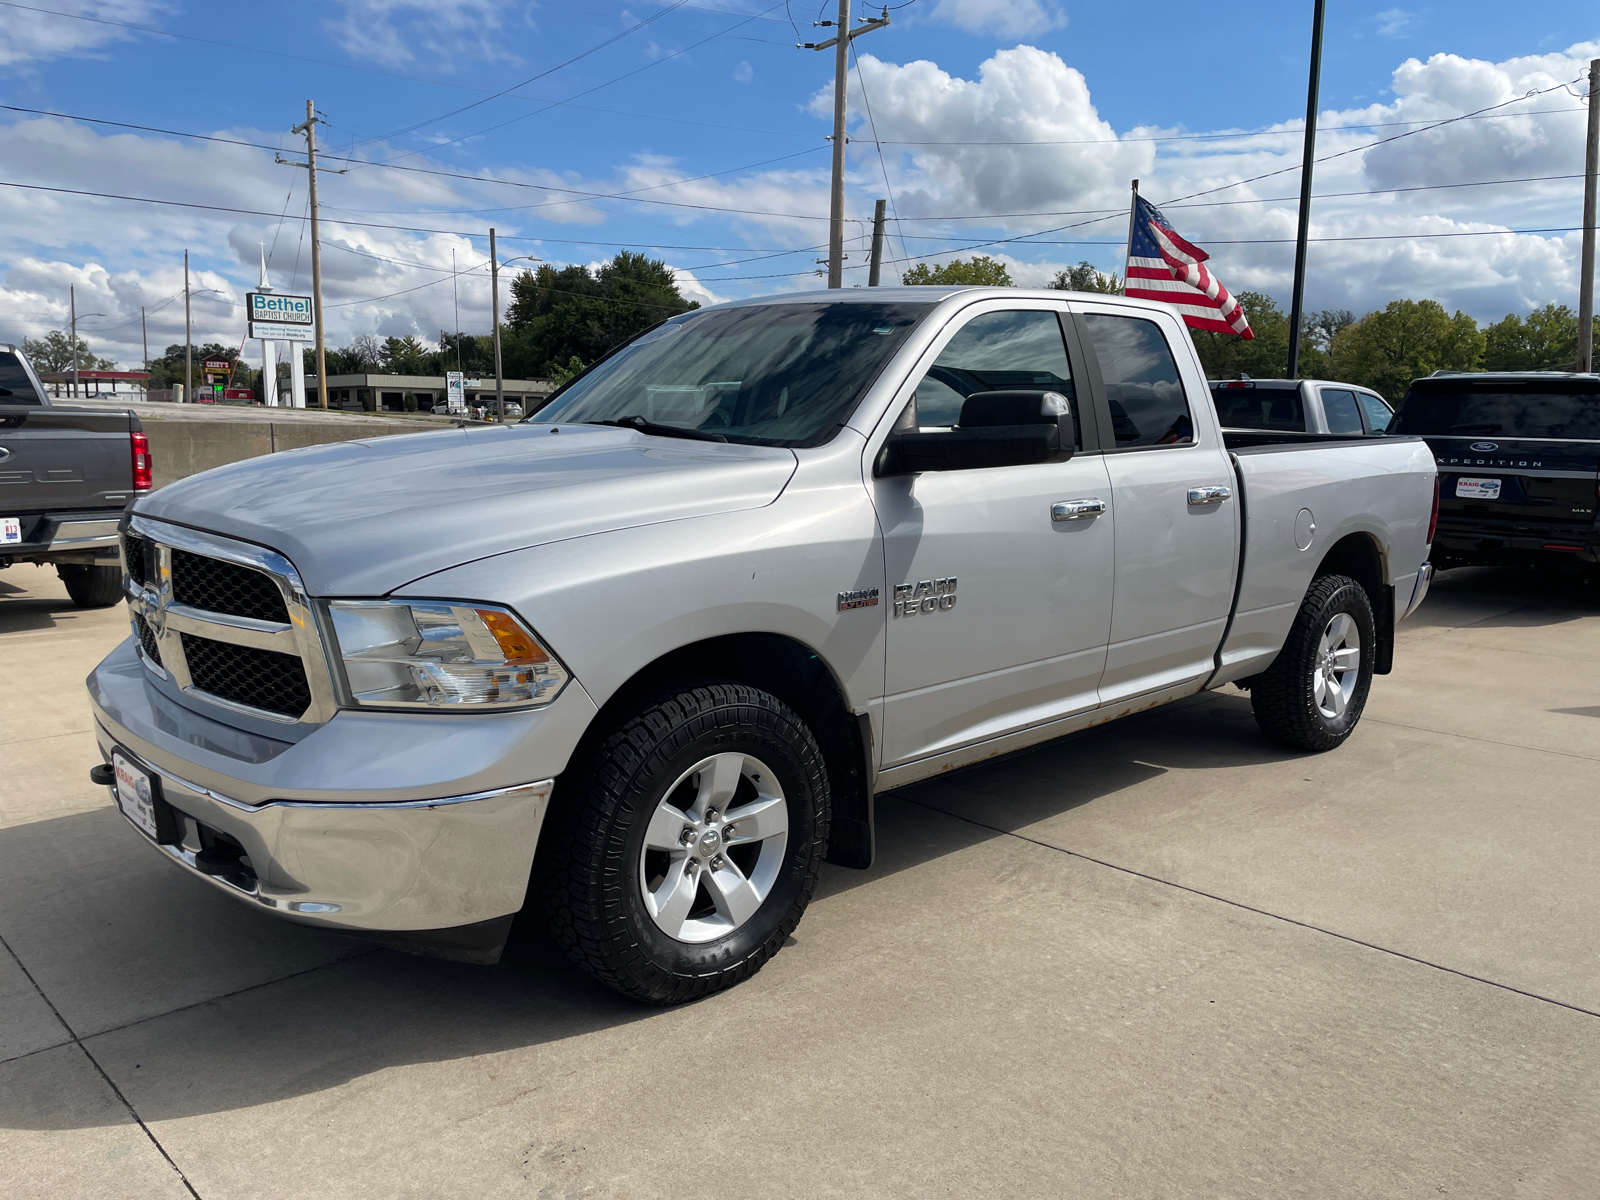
[{"xmin": 0, "ymin": 1, "xmax": 1594, "ymax": 365}]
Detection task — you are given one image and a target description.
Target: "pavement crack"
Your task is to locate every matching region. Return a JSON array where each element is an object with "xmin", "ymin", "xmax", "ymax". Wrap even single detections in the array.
[
  {"xmin": 1362, "ymin": 715, "xmax": 1600, "ymax": 762},
  {"xmin": 0, "ymin": 929, "xmax": 203, "ymax": 1198},
  {"xmin": 898, "ymin": 795, "xmax": 1600, "ymax": 1023}
]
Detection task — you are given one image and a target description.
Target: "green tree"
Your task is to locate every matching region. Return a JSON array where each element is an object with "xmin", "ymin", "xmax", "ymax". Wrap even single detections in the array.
[
  {"xmin": 22, "ymin": 329, "xmax": 114, "ymax": 373},
  {"xmin": 503, "ymin": 251, "xmax": 698, "ymax": 377},
  {"xmin": 144, "ymin": 342, "xmax": 242, "ymax": 391},
  {"xmin": 1482, "ymin": 304, "xmax": 1595, "ymax": 372},
  {"xmin": 1189, "ymin": 292, "xmax": 1328, "ymax": 381},
  {"xmin": 1046, "ymin": 261, "xmax": 1122, "ymax": 294},
  {"xmin": 548, "ymin": 355, "xmax": 586, "ymax": 384},
  {"xmin": 1330, "ymin": 299, "xmax": 1485, "ymax": 402},
  {"xmin": 901, "ymin": 255, "xmax": 1013, "ymax": 286},
  {"xmin": 380, "ymin": 335, "xmax": 428, "ymax": 374},
  {"xmin": 435, "ymin": 331, "xmax": 497, "ymax": 377}
]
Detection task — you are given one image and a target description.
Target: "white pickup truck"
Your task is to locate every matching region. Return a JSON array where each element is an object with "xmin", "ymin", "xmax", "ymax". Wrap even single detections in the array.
[{"xmin": 88, "ymin": 288, "xmax": 1438, "ymax": 1003}]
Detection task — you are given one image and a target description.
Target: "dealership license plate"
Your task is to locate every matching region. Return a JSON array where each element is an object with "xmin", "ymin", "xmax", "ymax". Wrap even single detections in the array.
[
  {"xmin": 113, "ymin": 752, "xmax": 159, "ymax": 839},
  {"xmin": 1455, "ymin": 477, "xmax": 1501, "ymax": 501},
  {"xmin": 1, "ymin": 517, "xmax": 19, "ymax": 545}
]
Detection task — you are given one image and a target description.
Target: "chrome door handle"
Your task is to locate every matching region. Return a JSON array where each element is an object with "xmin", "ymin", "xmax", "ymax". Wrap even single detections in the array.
[
  {"xmin": 1052, "ymin": 498, "xmax": 1106, "ymax": 521},
  {"xmin": 1187, "ymin": 485, "xmax": 1232, "ymax": 505}
]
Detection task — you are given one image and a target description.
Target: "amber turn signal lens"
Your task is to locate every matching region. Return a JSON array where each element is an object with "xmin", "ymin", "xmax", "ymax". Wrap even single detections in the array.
[{"xmin": 475, "ymin": 608, "xmax": 549, "ymax": 663}]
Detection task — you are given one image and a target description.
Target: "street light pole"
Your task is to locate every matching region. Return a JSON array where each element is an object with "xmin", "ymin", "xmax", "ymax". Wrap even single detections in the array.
[
  {"xmin": 802, "ymin": 3, "xmax": 890, "ymax": 288},
  {"xmin": 70, "ymin": 285, "xmax": 78, "ymax": 398},
  {"xmin": 490, "ymin": 228, "xmax": 503, "ymax": 423},
  {"xmin": 184, "ymin": 251, "xmax": 192, "ymax": 405}
]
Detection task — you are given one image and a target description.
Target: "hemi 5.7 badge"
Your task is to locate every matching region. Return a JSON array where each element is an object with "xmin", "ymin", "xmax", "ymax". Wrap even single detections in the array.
[{"xmin": 837, "ymin": 587, "xmax": 880, "ymax": 611}]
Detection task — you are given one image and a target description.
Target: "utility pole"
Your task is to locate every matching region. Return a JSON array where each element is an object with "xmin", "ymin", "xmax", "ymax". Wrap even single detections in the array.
[
  {"xmin": 141, "ymin": 305, "xmax": 148, "ymax": 381},
  {"xmin": 183, "ymin": 250, "xmax": 192, "ymax": 404},
  {"xmin": 69, "ymin": 285, "xmax": 78, "ymax": 398},
  {"xmin": 280, "ymin": 100, "xmax": 346, "ymax": 408},
  {"xmin": 452, "ymin": 248, "xmax": 462, "ymax": 374},
  {"xmin": 868, "ymin": 198, "xmax": 886, "ymax": 286},
  {"xmin": 1286, "ymin": 0, "xmax": 1327, "ymax": 380},
  {"xmin": 490, "ymin": 228, "xmax": 504, "ymax": 423},
  {"xmin": 1578, "ymin": 57, "xmax": 1598, "ymax": 374},
  {"xmin": 802, "ymin": 2, "xmax": 889, "ymax": 288}
]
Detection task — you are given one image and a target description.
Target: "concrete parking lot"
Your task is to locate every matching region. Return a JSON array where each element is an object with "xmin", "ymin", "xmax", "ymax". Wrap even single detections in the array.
[{"xmin": 2, "ymin": 562, "xmax": 1597, "ymax": 1199}]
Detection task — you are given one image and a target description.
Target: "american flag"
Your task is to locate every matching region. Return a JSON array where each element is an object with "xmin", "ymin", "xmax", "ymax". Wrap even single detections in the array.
[{"xmin": 1124, "ymin": 195, "xmax": 1253, "ymax": 340}]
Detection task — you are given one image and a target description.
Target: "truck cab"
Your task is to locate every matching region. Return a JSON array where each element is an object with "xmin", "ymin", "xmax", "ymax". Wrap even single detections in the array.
[{"xmin": 1209, "ymin": 378, "xmax": 1396, "ymax": 437}]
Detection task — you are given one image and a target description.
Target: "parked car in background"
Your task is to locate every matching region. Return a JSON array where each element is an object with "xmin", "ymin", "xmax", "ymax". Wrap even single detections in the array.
[
  {"xmin": 1209, "ymin": 378, "xmax": 1396, "ymax": 437},
  {"xmin": 89, "ymin": 288, "xmax": 1437, "ymax": 1004},
  {"xmin": 1, "ymin": 344, "xmax": 152, "ymax": 606},
  {"xmin": 1392, "ymin": 371, "xmax": 1600, "ymax": 573}
]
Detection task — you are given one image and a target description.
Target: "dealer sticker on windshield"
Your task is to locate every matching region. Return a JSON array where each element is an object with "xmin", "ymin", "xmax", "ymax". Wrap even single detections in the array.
[
  {"xmin": 1455, "ymin": 477, "xmax": 1501, "ymax": 501},
  {"xmin": 1, "ymin": 517, "xmax": 20, "ymax": 545}
]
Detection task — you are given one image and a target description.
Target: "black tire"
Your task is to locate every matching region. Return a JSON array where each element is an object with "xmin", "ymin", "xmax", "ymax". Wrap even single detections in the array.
[
  {"xmin": 541, "ymin": 681, "xmax": 830, "ymax": 1004},
  {"xmin": 1251, "ymin": 573, "xmax": 1376, "ymax": 753},
  {"xmin": 56, "ymin": 563, "xmax": 123, "ymax": 608}
]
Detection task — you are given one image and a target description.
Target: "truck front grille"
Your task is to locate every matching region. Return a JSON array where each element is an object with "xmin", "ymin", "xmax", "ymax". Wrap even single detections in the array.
[
  {"xmin": 179, "ymin": 634, "xmax": 312, "ymax": 718},
  {"xmin": 121, "ymin": 520, "xmax": 333, "ymax": 726},
  {"xmin": 134, "ymin": 612, "xmax": 162, "ymax": 666},
  {"xmin": 123, "ymin": 532, "xmax": 149, "ymax": 586},
  {"xmin": 171, "ymin": 549, "xmax": 290, "ymax": 623}
]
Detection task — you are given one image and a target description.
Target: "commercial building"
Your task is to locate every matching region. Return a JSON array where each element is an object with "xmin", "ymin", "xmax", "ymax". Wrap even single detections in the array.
[{"xmin": 307, "ymin": 373, "xmax": 557, "ymax": 414}]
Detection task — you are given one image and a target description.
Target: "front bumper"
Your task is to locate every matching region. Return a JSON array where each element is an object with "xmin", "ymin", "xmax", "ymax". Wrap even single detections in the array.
[{"xmin": 89, "ymin": 637, "xmax": 598, "ymax": 938}]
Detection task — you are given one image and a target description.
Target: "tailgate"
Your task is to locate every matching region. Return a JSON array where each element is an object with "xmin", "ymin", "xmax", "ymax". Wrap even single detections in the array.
[
  {"xmin": 0, "ymin": 406, "xmax": 135, "ymax": 514},
  {"xmin": 1428, "ymin": 438, "xmax": 1599, "ymax": 529}
]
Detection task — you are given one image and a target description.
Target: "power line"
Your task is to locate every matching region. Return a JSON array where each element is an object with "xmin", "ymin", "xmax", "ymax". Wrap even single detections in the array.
[
  {"xmin": 850, "ymin": 39, "xmax": 906, "ymax": 282},
  {"xmin": 878, "ymin": 107, "xmax": 1588, "ymax": 146}
]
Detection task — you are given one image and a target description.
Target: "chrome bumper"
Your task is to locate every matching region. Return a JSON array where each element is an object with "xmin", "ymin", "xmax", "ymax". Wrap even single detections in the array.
[
  {"xmin": 48, "ymin": 517, "xmax": 121, "ymax": 552},
  {"xmin": 1402, "ymin": 562, "xmax": 1434, "ymax": 619},
  {"xmin": 96, "ymin": 734, "xmax": 553, "ymax": 934}
]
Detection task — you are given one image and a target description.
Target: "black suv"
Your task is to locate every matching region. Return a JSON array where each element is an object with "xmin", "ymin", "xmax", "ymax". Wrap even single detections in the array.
[{"xmin": 1392, "ymin": 372, "xmax": 1600, "ymax": 572}]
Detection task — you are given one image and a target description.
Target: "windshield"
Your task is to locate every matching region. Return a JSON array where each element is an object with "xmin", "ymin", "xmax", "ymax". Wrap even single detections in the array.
[
  {"xmin": 1395, "ymin": 382, "xmax": 1600, "ymax": 440},
  {"xmin": 0, "ymin": 352, "xmax": 44, "ymax": 404},
  {"xmin": 529, "ymin": 301, "xmax": 931, "ymax": 447}
]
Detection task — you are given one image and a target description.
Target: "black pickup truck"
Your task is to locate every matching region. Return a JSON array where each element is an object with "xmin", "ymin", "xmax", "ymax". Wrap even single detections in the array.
[
  {"xmin": 1392, "ymin": 371, "xmax": 1600, "ymax": 573},
  {"xmin": 1, "ymin": 344, "xmax": 152, "ymax": 605}
]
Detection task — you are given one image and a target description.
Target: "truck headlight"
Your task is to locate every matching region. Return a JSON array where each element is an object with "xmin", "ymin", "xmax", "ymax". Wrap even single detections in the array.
[{"xmin": 328, "ymin": 600, "xmax": 569, "ymax": 709}]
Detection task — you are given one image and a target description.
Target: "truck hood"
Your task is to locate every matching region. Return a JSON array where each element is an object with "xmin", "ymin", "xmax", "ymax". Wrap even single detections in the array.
[{"xmin": 135, "ymin": 423, "xmax": 798, "ymax": 595}]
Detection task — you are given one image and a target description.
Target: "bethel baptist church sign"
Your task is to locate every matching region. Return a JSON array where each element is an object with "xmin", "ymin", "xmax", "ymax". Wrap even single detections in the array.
[{"xmin": 247, "ymin": 292, "xmax": 315, "ymax": 342}]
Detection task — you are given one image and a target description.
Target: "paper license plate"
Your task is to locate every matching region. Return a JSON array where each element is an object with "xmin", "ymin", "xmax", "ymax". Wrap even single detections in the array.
[
  {"xmin": 1455, "ymin": 477, "xmax": 1501, "ymax": 501},
  {"xmin": 0, "ymin": 517, "xmax": 19, "ymax": 545},
  {"xmin": 113, "ymin": 752, "xmax": 160, "ymax": 839}
]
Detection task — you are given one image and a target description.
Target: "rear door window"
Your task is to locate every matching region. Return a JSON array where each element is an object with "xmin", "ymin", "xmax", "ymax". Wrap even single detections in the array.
[
  {"xmin": 1081, "ymin": 314, "xmax": 1193, "ymax": 447},
  {"xmin": 1320, "ymin": 389, "xmax": 1364, "ymax": 435},
  {"xmin": 1355, "ymin": 392, "xmax": 1393, "ymax": 434},
  {"xmin": 0, "ymin": 352, "xmax": 44, "ymax": 404}
]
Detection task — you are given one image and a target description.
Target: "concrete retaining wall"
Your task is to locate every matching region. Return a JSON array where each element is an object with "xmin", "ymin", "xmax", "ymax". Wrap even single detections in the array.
[{"xmin": 142, "ymin": 417, "xmax": 437, "ymax": 488}]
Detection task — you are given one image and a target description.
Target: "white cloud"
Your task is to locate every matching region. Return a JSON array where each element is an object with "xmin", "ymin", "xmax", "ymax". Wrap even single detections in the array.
[
  {"xmin": 0, "ymin": 1, "xmax": 173, "ymax": 68},
  {"xmin": 734, "ymin": 60, "xmax": 753, "ymax": 84},
  {"xmin": 1373, "ymin": 8, "xmax": 1423, "ymax": 38},
  {"xmin": 668, "ymin": 266, "xmax": 731, "ymax": 308},
  {"xmin": 322, "ymin": 0, "xmax": 520, "ymax": 70},
  {"xmin": 927, "ymin": 0, "xmax": 1064, "ymax": 39}
]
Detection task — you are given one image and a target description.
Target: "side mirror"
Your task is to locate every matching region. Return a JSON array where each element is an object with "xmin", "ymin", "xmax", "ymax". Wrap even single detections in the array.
[{"xmin": 877, "ymin": 389, "xmax": 1076, "ymax": 475}]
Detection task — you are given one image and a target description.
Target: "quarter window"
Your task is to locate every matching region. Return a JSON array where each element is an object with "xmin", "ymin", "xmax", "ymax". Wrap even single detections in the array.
[
  {"xmin": 1355, "ymin": 391, "xmax": 1394, "ymax": 434},
  {"xmin": 1080, "ymin": 314, "xmax": 1193, "ymax": 447},
  {"xmin": 910, "ymin": 310, "xmax": 1080, "ymax": 449}
]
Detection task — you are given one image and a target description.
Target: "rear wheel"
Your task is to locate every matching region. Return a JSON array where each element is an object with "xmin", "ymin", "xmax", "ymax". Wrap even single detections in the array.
[
  {"xmin": 541, "ymin": 681, "xmax": 829, "ymax": 1004},
  {"xmin": 56, "ymin": 563, "xmax": 123, "ymax": 608},
  {"xmin": 1251, "ymin": 574, "xmax": 1375, "ymax": 752}
]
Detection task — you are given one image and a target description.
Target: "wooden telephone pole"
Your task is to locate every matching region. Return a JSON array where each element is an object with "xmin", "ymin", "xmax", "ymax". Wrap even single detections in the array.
[
  {"xmin": 801, "ymin": 2, "xmax": 890, "ymax": 287},
  {"xmin": 1578, "ymin": 57, "xmax": 1598, "ymax": 374},
  {"xmin": 279, "ymin": 100, "xmax": 346, "ymax": 408}
]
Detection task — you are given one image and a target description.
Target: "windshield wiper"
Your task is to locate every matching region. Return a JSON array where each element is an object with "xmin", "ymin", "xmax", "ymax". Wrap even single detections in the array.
[{"xmin": 587, "ymin": 415, "xmax": 727, "ymax": 443}]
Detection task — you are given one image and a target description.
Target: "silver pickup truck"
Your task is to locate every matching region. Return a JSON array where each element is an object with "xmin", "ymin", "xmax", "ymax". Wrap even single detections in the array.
[{"xmin": 87, "ymin": 288, "xmax": 1437, "ymax": 1003}]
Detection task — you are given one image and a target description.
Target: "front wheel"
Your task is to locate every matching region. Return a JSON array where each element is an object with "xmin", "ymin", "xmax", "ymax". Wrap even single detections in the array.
[
  {"xmin": 541, "ymin": 681, "xmax": 830, "ymax": 1004},
  {"xmin": 1251, "ymin": 574, "xmax": 1375, "ymax": 752}
]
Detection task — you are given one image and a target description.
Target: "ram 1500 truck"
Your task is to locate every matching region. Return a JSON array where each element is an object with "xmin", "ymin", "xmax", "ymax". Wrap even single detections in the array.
[
  {"xmin": 2, "ymin": 344, "xmax": 153, "ymax": 605},
  {"xmin": 1209, "ymin": 377, "xmax": 1396, "ymax": 437},
  {"xmin": 1392, "ymin": 371, "xmax": 1600, "ymax": 573},
  {"xmin": 87, "ymin": 288, "xmax": 1438, "ymax": 1003}
]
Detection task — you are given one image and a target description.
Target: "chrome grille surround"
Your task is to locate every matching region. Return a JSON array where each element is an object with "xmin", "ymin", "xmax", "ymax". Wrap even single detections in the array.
[{"xmin": 121, "ymin": 514, "xmax": 339, "ymax": 727}]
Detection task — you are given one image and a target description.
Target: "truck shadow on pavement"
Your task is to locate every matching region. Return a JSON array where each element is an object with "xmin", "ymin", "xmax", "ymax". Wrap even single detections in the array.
[
  {"xmin": 0, "ymin": 690, "xmax": 1306, "ymax": 1131},
  {"xmin": 0, "ymin": 575, "xmax": 84, "ymax": 633},
  {"xmin": 1417, "ymin": 565, "xmax": 1598, "ymax": 629}
]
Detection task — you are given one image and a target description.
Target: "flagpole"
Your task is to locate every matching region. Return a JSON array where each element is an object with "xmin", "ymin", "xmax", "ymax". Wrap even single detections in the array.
[
  {"xmin": 1286, "ymin": 0, "xmax": 1326, "ymax": 379},
  {"xmin": 1124, "ymin": 179, "xmax": 1140, "ymax": 283}
]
